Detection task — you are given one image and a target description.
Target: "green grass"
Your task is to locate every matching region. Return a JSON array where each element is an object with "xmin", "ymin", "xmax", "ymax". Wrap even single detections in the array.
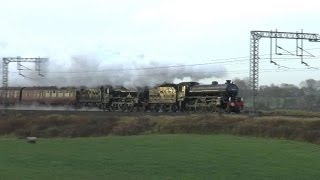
[{"xmin": 1, "ymin": 135, "xmax": 320, "ymax": 180}]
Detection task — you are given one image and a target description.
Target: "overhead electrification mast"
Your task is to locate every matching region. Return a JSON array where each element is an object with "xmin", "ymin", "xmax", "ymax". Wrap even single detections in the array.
[
  {"xmin": 1, "ymin": 57, "xmax": 48, "ymax": 115},
  {"xmin": 249, "ymin": 30, "xmax": 320, "ymax": 114}
]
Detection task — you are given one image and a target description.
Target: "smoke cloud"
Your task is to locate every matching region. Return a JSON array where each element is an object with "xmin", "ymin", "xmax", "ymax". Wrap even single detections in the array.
[
  {"xmin": 1, "ymin": 43, "xmax": 227, "ymax": 88},
  {"xmin": 15, "ymin": 55, "xmax": 227, "ymax": 88}
]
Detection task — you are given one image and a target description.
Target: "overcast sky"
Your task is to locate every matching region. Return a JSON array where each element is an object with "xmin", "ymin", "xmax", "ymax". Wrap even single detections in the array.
[{"xmin": 0, "ymin": 0, "xmax": 320, "ymax": 86}]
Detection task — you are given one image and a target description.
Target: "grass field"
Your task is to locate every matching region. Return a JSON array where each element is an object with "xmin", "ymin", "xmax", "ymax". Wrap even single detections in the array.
[{"xmin": 1, "ymin": 134, "xmax": 320, "ymax": 180}]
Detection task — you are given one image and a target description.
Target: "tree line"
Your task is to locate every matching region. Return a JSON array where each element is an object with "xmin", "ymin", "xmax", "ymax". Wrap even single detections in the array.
[{"xmin": 233, "ymin": 78, "xmax": 320, "ymax": 111}]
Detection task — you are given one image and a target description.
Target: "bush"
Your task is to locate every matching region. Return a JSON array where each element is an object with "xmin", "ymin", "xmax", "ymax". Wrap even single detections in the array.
[
  {"xmin": 0, "ymin": 118, "xmax": 29, "ymax": 135},
  {"xmin": 110, "ymin": 117, "xmax": 153, "ymax": 135},
  {"xmin": 2, "ymin": 112, "xmax": 320, "ymax": 145}
]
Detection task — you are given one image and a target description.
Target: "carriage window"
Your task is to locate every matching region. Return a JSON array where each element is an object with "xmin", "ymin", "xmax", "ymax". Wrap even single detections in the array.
[
  {"xmin": 45, "ymin": 91, "xmax": 50, "ymax": 97},
  {"xmin": 65, "ymin": 90, "xmax": 70, "ymax": 97},
  {"xmin": 58, "ymin": 90, "xmax": 63, "ymax": 97},
  {"xmin": 51, "ymin": 90, "xmax": 55, "ymax": 97}
]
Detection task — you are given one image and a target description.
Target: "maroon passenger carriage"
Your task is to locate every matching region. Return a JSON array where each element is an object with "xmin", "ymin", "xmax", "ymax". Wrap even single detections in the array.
[
  {"xmin": 0, "ymin": 87, "xmax": 21, "ymax": 106},
  {"xmin": 0, "ymin": 86, "xmax": 77, "ymax": 107},
  {"xmin": 20, "ymin": 87, "xmax": 77, "ymax": 106}
]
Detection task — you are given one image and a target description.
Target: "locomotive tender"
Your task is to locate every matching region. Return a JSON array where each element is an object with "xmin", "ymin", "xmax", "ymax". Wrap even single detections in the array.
[{"xmin": 0, "ymin": 80, "xmax": 244, "ymax": 113}]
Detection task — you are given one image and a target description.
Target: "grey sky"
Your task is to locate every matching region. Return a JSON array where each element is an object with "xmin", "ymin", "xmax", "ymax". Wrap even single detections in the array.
[{"xmin": 0, "ymin": 0, "xmax": 320, "ymax": 86}]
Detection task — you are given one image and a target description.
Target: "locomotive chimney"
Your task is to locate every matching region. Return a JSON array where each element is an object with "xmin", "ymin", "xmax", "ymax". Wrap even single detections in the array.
[
  {"xmin": 212, "ymin": 81, "xmax": 218, "ymax": 85},
  {"xmin": 225, "ymin": 80, "xmax": 231, "ymax": 84}
]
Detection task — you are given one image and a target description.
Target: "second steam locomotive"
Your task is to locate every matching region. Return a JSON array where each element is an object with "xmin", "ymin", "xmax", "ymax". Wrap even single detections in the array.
[{"xmin": 0, "ymin": 80, "xmax": 244, "ymax": 113}]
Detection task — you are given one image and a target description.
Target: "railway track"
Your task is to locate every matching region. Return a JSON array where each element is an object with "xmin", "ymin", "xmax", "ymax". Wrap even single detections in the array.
[{"xmin": 1, "ymin": 108, "xmax": 245, "ymax": 117}]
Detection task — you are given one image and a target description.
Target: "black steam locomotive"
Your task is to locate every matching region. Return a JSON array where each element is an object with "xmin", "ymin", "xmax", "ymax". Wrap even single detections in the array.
[
  {"xmin": 0, "ymin": 80, "xmax": 244, "ymax": 113},
  {"xmin": 145, "ymin": 80, "xmax": 243, "ymax": 113},
  {"xmin": 176, "ymin": 80, "xmax": 243, "ymax": 113}
]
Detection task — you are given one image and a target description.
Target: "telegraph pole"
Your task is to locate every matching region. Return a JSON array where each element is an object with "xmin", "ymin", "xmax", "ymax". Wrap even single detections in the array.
[
  {"xmin": 249, "ymin": 30, "xmax": 320, "ymax": 114},
  {"xmin": 1, "ymin": 57, "xmax": 48, "ymax": 115}
]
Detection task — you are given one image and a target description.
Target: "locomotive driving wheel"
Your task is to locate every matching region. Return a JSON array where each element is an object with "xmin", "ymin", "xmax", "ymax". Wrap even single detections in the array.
[
  {"xmin": 195, "ymin": 98, "xmax": 206, "ymax": 112},
  {"xmin": 185, "ymin": 99, "xmax": 196, "ymax": 112},
  {"xmin": 184, "ymin": 104, "xmax": 190, "ymax": 112},
  {"xmin": 170, "ymin": 104, "xmax": 178, "ymax": 112},
  {"xmin": 109, "ymin": 103, "xmax": 117, "ymax": 111},
  {"xmin": 124, "ymin": 101, "xmax": 134, "ymax": 112},
  {"xmin": 119, "ymin": 103, "xmax": 126, "ymax": 112},
  {"xmin": 154, "ymin": 104, "xmax": 161, "ymax": 112},
  {"xmin": 184, "ymin": 103, "xmax": 191, "ymax": 112},
  {"xmin": 110, "ymin": 102, "xmax": 122, "ymax": 111}
]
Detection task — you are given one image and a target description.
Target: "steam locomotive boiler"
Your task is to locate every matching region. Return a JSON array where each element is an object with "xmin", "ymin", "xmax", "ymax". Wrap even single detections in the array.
[{"xmin": 177, "ymin": 80, "xmax": 243, "ymax": 112}]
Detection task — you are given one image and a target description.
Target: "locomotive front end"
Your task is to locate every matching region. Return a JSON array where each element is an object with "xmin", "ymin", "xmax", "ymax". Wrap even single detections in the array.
[{"xmin": 225, "ymin": 81, "xmax": 239, "ymax": 98}]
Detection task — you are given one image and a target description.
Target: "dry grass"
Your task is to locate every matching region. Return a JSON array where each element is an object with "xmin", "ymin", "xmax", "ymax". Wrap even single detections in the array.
[
  {"xmin": 1, "ymin": 112, "xmax": 320, "ymax": 144},
  {"xmin": 261, "ymin": 109, "xmax": 320, "ymax": 118}
]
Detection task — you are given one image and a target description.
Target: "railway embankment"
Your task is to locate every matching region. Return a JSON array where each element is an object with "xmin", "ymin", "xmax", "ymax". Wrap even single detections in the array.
[{"xmin": 1, "ymin": 110, "xmax": 320, "ymax": 144}]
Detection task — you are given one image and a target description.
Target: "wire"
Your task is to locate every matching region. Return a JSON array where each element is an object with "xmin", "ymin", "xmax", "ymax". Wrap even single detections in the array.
[
  {"xmin": 10, "ymin": 67, "xmax": 317, "ymax": 82},
  {"xmin": 1, "ymin": 47, "xmax": 320, "ymax": 75},
  {"xmin": 3, "ymin": 55, "xmax": 319, "ymax": 75}
]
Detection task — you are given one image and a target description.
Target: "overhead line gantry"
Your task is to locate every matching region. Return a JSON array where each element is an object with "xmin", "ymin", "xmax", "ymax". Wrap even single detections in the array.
[
  {"xmin": 250, "ymin": 30, "xmax": 320, "ymax": 114},
  {"xmin": 1, "ymin": 56, "xmax": 48, "ymax": 115}
]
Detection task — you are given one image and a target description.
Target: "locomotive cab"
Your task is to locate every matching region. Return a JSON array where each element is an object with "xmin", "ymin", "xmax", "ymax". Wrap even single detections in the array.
[
  {"xmin": 178, "ymin": 85, "xmax": 186, "ymax": 101},
  {"xmin": 177, "ymin": 82, "xmax": 199, "ymax": 100}
]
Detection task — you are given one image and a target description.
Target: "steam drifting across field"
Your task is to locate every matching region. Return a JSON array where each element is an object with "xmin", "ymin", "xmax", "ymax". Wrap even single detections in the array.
[{"xmin": 5, "ymin": 53, "xmax": 227, "ymax": 88}]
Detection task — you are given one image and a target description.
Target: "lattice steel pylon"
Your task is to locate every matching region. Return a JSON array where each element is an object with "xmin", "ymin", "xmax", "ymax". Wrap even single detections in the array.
[
  {"xmin": 1, "ymin": 57, "xmax": 48, "ymax": 115},
  {"xmin": 249, "ymin": 30, "xmax": 320, "ymax": 114}
]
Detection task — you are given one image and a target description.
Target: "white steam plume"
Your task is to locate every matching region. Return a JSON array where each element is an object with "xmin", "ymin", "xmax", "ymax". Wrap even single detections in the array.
[
  {"xmin": 14, "ymin": 54, "xmax": 227, "ymax": 88},
  {"xmin": 1, "ymin": 43, "xmax": 227, "ymax": 88}
]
